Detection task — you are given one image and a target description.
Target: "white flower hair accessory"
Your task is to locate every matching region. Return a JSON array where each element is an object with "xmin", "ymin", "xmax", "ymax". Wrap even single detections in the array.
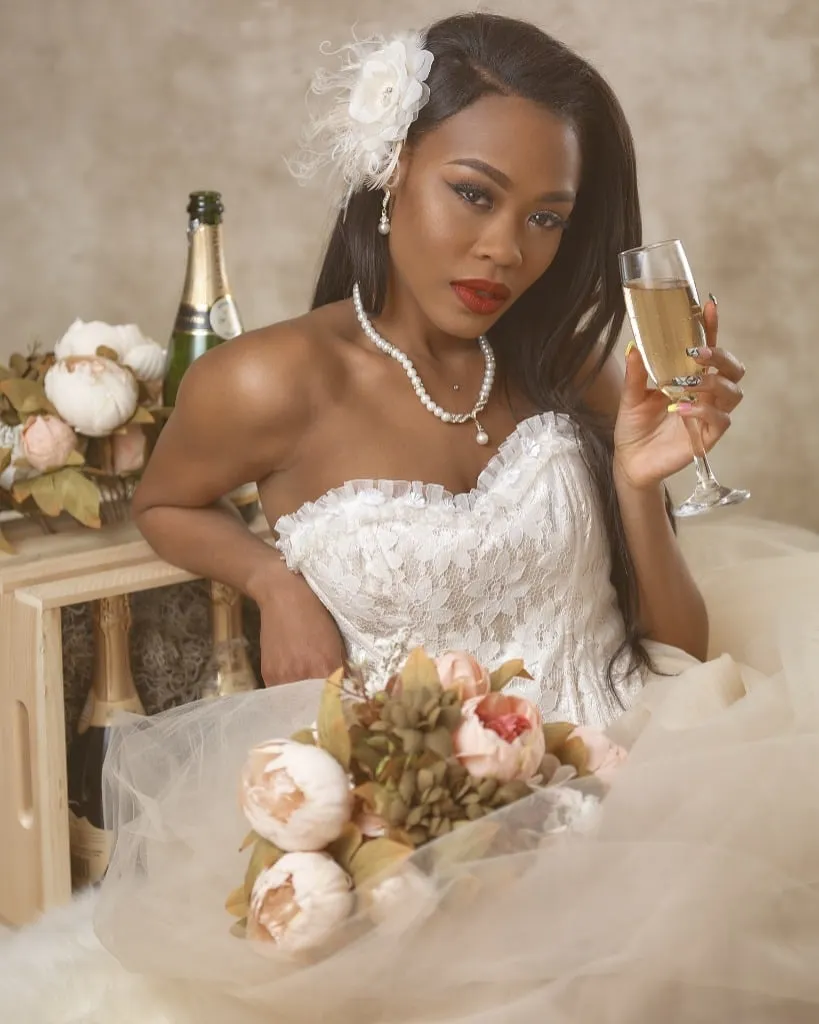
[{"xmin": 290, "ymin": 31, "xmax": 434, "ymax": 207}]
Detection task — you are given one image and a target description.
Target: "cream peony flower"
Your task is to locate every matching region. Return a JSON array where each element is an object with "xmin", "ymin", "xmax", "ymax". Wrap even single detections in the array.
[
  {"xmin": 454, "ymin": 693, "xmax": 546, "ymax": 783},
  {"xmin": 54, "ymin": 319, "xmax": 167, "ymax": 381},
  {"xmin": 239, "ymin": 739, "xmax": 352, "ymax": 852},
  {"xmin": 44, "ymin": 356, "xmax": 138, "ymax": 437},
  {"xmin": 122, "ymin": 341, "xmax": 167, "ymax": 382},
  {"xmin": 247, "ymin": 852, "xmax": 353, "ymax": 953},
  {"xmin": 20, "ymin": 414, "xmax": 77, "ymax": 473},
  {"xmin": 434, "ymin": 651, "xmax": 491, "ymax": 701}
]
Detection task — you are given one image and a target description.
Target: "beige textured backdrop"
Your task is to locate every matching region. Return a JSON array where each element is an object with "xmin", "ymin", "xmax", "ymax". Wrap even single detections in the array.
[{"xmin": 2, "ymin": 0, "xmax": 817, "ymax": 527}]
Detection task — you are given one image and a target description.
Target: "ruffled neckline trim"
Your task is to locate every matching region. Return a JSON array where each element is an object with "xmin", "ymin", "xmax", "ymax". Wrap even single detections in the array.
[{"xmin": 274, "ymin": 411, "xmax": 577, "ymax": 542}]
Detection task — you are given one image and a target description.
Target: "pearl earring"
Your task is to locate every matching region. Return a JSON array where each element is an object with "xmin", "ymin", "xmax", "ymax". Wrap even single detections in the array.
[{"xmin": 378, "ymin": 189, "xmax": 391, "ymax": 236}]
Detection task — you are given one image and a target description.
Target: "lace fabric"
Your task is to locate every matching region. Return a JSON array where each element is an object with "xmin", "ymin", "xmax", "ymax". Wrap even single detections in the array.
[{"xmin": 274, "ymin": 413, "xmax": 641, "ymax": 727}]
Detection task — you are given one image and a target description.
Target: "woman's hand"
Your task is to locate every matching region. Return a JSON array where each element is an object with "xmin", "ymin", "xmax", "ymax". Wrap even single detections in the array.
[
  {"xmin": 613, "ymin": 296, "xmax": 746, "ymax": 490},
  {"xmin": 256, "ymin": 574, "xmax": 347, "ymax": 687}
]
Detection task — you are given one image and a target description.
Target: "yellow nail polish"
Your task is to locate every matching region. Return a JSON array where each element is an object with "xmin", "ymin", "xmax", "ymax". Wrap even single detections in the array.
[{"xmin": 625, "ymin": 340, "xmax": 636, "ymax": 358}]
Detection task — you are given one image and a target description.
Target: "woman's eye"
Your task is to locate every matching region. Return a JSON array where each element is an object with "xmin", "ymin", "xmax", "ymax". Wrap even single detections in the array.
[
  {"xmin": 530, "ymin": 211, "xmax": 570, "ymax": 230},
  {"xmin": 452, "ymin": 183, "xmax": 490, "ymax": 207}
]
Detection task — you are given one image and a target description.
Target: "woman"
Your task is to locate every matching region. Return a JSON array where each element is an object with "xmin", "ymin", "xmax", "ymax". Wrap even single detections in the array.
[
  {"xmin": 5, "ymin": 13, "xmax": 819, "ymax": 1024},
  {"xmin": 129, "ymin": 13, "xmax": 736, "ymax": 716}
]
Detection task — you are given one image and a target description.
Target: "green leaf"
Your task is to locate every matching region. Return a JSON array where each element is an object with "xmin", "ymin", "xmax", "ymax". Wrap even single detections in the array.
[
  {"xmin": 317, "ymin": 669, "xmax": 352, "ymax": 770},
  {"xmin": 423, "ymin": 726, "xmax": 453, "ymax": 760},
  {"xmin": 243, "ymin": 836, "xmax": 285, "ymax": 899},
  {"xmin": 559, "ymin": 736, "xmax": 590, "ymax": 776},
  {"xmin": 542, "ymin": 722, "xmax": 576, "ymax": 755},
  {"xmin": 0, "ymin": 378, "xmax": 56, "ymax": 416},
  {"xmin": 489, "ymin": 658, "xmax": 532, "ymax": 692},
  {"xmin": 399, "ymin": 647, "xmax": 441, "ymax": 692},
  {"xmin": 430, "ymin": 820, "xmax": 502, "ymax": 868},
  {"xmin": 26, "ymin": 473, "xmax": 63, "ymax": 517},
  {"xmin": 290, "ymin": 727, "xmax": 316, "ymax": 746},
  {"xmin": 326, "ymin": 822, "xmax": 363, "ymax": 873},
  {"xmin": 349, "ymin": 836, "xmax": 412, "ymax": 888},
  {"xmin": 238, "ymin": 830, "xmax": 257, "ymax": 852},
  {"xmin": 53, "ymin": 468, "xmax": 101, "ymax": 527},
  {"xmin": 9, "ymin": 354, "xmax": 28, "ymax": 377},
  {"xmin": 127, "ymin": 406, "xmax": 154, "ymax": 425},
  {"xmin": 0, "ymin": 524, "xmax": 14, "ymax": 554},
  {"xmin": 225, "ymin": 885, "xmax": 248, "ymax": 918},
  {"xmin": 65, "ymin": 449, "xmax": 85, "ymax": 466}
]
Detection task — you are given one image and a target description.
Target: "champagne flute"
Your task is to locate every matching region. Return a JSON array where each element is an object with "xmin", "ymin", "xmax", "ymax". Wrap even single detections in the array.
[{"xmin": 618, "ymin": 239, "xmax": 750, "ymax": 517}]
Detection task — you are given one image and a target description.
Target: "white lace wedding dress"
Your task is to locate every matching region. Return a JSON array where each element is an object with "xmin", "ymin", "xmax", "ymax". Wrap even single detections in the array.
[{"xmin": 4, "ymin": 412, "xmax": 819, "ymax": 1024}]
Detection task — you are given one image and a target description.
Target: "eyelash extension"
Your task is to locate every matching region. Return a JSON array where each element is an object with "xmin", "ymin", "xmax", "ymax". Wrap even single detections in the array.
[{"xmin": 451, "ymin": 181, "xmax": 570, "ymax": 230}]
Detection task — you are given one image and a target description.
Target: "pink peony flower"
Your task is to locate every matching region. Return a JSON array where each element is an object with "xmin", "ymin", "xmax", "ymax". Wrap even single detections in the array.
[
  {"xmin": 434, "ymin": 651, "xmax": 491, "ymax": 701},
  {"xmin": 20, "ymin": 414, "xmax": 77, "ymax": 472},
  {"xmin": 569, "ymin": 726, "xmax": 628, "ymax": 783},
  {"xmin": 454, "ymin": 693, "xmax": 545, "ymax": 783},
  {"xmin": 112, "ymin": 423, "xmax": 147, "ymax": 475}
]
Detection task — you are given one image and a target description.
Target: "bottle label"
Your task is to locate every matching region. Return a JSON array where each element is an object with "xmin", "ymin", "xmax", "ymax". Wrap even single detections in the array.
[
  {"xmin": 69, "ymin": 809, "xmax": 111, "ymax": 887},
  {"xmin": 77, "ymin": 694, "xmax": 145, "ymax": 734},
  {"xmin": 209, "ymin": 296, "xmax": 242, "ymax": 339},
  {"xmin": 173, "ymin": 297, "xmax": 242, "ymax": 339},
  {"xmin": 173, "ymin": 303, "xmax": 212, "ymax": 335}
]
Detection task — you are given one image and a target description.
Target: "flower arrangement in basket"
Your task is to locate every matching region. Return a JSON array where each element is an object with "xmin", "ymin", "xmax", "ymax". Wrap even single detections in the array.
[
  {"xmin": 0, "ymin": 319, "xmax": 169, "ymax": 551},
  {"xmin": 227, "ymin": 648, "xmax": 627, "ymax": 954}
]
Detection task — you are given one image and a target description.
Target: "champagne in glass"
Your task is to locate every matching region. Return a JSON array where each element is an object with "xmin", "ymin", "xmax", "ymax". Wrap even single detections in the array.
[{"xmin": 619, "ymin": 240, "xmax": 749, "ymax": 517}]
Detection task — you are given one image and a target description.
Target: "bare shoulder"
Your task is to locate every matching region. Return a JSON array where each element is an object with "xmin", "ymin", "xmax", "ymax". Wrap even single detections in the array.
[
  {"xmin": 130, "ymin": 304, "xmax": 353, "ymax": 515},
  {"xmin": 173, "ymin": 304, "xmax": 351, "ymax": 457},
  {"xmin": 183, "ymin": 312, "xmax": 338, "ymax": 416}
]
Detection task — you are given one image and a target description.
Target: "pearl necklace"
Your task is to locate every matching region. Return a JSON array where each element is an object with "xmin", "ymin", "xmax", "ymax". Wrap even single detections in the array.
[{"xmin": 352, "ymin": 283, "xmax": 495, "ymax": 445}]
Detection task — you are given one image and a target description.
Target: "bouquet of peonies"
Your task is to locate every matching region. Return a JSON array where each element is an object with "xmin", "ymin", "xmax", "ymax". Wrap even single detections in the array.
[
  {"xmin": 226, "ymin": 648, "xmax": 627, "ymax": 955},
  {"xmin": 0, "ymin": 319, "xmax": 168, "ymax": 550}
]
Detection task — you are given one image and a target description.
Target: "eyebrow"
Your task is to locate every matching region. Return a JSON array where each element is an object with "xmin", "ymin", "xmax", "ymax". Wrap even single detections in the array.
[{"xmin": 445, "ymin": 158, "xmax": 576, "ymax": 202}]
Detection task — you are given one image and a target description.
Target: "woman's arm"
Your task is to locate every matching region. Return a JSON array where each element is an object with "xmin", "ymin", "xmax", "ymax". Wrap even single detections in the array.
[
  {"xmin": 132, "ymin": 328, "xmax": 302, "ymax": 602},
  {"xmin": 132, "ymin": 326, "xmax": 348, "ymax": 684},
  {"xmin": 579, "ymin": 348, "xmax": 709, "ymax": 660}
]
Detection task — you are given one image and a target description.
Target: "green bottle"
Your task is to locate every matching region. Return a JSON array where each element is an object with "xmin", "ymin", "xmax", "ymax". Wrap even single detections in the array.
[{"xmin": 162, "ymin": 191, "xmax": 243, "ymax": 407}]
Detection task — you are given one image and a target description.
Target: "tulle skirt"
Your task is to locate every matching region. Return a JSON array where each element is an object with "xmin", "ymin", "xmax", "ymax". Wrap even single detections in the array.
[{"xmin": 94, "ymin": 515, "xmax": 819, "ymax": 1023}]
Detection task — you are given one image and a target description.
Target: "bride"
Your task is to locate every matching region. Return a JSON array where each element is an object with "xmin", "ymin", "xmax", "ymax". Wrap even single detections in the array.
[{"xmin": 5, "ymin": 12, "xmax": 819, "ymax": 1024}]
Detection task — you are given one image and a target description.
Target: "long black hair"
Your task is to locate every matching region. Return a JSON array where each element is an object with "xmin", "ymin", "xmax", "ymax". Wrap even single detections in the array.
[{"xmin": 312, "ymin": 13, "xmax": 657, "ymax": 690}]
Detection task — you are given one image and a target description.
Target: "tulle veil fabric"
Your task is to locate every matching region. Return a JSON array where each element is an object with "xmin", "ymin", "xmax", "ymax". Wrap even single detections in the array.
[{"xmin": 94, "ymin": 515, "xmax": 819, "ymax": 1023}]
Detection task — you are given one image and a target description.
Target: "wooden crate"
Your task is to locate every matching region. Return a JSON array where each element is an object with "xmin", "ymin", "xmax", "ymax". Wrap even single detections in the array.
[{"xmin": 0, "ymin": 512, "xmax": 271, "ymax": 926}]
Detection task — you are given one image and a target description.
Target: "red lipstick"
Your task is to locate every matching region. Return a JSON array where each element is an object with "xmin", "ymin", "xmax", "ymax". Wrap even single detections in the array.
[{"xmin": 451, "ymin": 279, "xmax": 511, "ymax": 317}]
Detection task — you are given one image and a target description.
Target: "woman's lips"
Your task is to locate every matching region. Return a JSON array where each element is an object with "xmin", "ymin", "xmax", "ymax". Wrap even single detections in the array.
[{"xmin": 450, "ymin": 280, "xmax": 511, "ymax": 316}]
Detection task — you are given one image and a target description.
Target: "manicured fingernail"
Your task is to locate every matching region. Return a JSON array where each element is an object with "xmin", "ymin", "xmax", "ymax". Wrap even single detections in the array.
[
  {"xmin": 708, "ymin": 292, "xmax": 718, "ymax": 307},
  {"xmin": 686, "ymin": 346, "xmax": 711, "ymax": 360},
  {"xmin": 668, "ymin": 400, "xmax": 695, "ymax": 413},
  {"xmin": 625, "ymin": 340, "xmax": 636, "ymax": 358}
]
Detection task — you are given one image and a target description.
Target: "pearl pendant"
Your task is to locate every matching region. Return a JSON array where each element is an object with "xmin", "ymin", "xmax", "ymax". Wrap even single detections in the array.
[{"xmin": 476, "ymin": 429, "xmax": 489, "ymax": 446}]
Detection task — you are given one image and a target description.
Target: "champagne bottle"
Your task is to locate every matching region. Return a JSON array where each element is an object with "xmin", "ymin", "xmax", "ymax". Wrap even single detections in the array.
[
  {"xmin": 162, "ymin": 190, "xmax": 243, "ymax": 406},
  {"xmin": 163, "ymin": 189, "xmax": 258, "ymax": 515},
  {"xmin": 67, "ymin": 594, "xmax": 145, "ymax": 889},
  {"xmin": 200, "ymin": 580, "xmax": 259, "ymax": 698}
]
